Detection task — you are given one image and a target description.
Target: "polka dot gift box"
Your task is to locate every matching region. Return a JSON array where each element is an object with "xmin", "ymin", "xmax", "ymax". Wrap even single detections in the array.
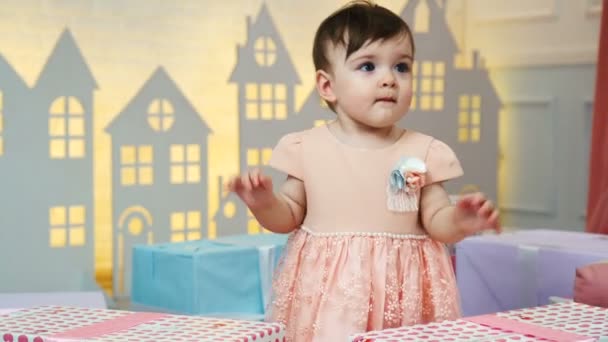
[
  {"xmin": 350, "ymin": 302, "xmax": 608, "ymax": 342},
  {"xmin": 0, "ymin": 306, "xmax": 285, "ymax": 341}
]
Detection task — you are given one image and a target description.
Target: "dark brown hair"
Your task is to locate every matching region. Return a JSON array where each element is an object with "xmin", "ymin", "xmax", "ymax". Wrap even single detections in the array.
[{"xmin": 312, "ymin": 0, "xmax": 415, "ymax": 73}]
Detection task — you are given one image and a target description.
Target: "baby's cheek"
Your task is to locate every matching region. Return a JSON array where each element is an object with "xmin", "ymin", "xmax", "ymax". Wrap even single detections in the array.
[
  {"xmin": 403, "ymin": 87, "xmax": 413, "ymax": 97},
  {"xmin": 403, "ymin": 91, "xmax": 413, "ymax": 107}
]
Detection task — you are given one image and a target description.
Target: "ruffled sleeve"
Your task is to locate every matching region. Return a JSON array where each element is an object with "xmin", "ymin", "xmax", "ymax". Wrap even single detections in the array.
[
  {"xmin": 424, "ymin": 139, "xmax": 463, "ymax": 185},
  {"xmin": 268, "ymin": 132, "xmax": 304, "ymax": 180}
]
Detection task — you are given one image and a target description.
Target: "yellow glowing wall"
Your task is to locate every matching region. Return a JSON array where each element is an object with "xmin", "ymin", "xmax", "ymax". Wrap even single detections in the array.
[
  {"xmin": 0, "ymin": 0, "xmax": 511, "ymax": 294},
  {"xmin": 0, "ymin": 0, "xmax": 423, "ymax": 290}
]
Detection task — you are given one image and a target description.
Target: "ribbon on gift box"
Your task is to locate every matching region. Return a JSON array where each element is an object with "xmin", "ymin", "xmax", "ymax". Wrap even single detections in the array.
[
  {"xmin": 48, "ymin": 312, "xmax": 168, "ymax": 340},
  {"xmin": 2, "ymin": 307, "xmax": 286, "ymax": 341},
  {"xmin": 211, "ymin": 235, "xmax": 284, "ymax": 316},
  {"xmin": 257, "ymin": 244, "xmax": 279, "ymax": 311},
  {"xmin": 517, "ymin": 244, "xmax": 540, "ymax": 308},
  {"xmin": 516, "ymin": 241, "xmax": 589, "ymax": 308},
  {"xmin": 465, "ymin": 314, "xmax": 594, "ymax": 342}
]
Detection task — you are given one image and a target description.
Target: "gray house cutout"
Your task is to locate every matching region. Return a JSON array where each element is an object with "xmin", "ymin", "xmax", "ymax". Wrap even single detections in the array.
[
  {"xmin": 213, "ymin": 3, "xmax": 335, "ymax": 237},
  {"xmin": 400, "ymin": 0, "xmax": 501, "ymax": 201},
  {"xmin": 106, "ymin": 67, "xmax": 212, "ymax": 298},
  {"xmin": 0, "ymin": 29, "xmax": 98, "ymax": 292}
]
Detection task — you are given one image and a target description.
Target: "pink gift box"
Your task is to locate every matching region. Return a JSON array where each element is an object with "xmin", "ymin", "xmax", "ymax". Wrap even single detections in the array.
[
  {"xmin": 0, "ymin": 306, "xmax": 285, "ymax": 342},
  {"xmin": 350, "ymin": 302, "xmax": 608, "ymax": 341}
]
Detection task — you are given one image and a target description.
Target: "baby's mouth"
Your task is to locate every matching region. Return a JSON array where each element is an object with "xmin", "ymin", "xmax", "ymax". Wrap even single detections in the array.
[{"xmin": 376, "ymin": 97, "xmax": 396, "ymax": 103}]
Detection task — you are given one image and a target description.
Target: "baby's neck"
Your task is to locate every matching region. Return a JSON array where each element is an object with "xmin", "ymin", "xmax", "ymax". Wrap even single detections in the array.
[{"xmin": 328, "ymin": 120, "xmax": 405, "ymax": 149}]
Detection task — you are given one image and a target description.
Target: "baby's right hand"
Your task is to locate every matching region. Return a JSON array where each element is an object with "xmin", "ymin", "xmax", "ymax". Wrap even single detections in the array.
[{"xmin": 225, "ymin": 168, "xmax": 275, "ymax": 210}]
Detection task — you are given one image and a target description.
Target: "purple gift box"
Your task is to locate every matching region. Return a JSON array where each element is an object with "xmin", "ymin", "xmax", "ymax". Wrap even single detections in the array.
[{"xmin": 456, "ymin": 229, "xmax": 608, "ymax": 316}]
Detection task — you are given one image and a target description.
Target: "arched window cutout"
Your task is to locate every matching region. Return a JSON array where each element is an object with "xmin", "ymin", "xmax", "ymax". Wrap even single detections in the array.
[{"xmin": 49, "ymin": 96, "xmax": 86, "ymax": 159}]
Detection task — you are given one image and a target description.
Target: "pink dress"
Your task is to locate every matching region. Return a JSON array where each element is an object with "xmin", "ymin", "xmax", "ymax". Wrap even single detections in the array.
[{"xmin": 266, "ymin": 126, "xmax": 463, "ymax": 342}]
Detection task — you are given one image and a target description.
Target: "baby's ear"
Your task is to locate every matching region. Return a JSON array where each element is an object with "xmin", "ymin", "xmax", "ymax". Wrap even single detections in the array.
[{"xmin": 315, "ymin": 69, "xmax": 336, "ymax": 104}]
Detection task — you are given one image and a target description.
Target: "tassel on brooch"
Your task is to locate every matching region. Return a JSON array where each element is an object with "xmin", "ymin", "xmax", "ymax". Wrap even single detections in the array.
[{"xmin": 387, "ymin": 157, "xmax": 427, "ymax": 212}]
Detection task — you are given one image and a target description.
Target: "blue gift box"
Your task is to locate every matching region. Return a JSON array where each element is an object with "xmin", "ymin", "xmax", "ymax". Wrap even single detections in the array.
[{"xmin": 131, "ymin": 233, "xmax": 288, "ymax": 318}]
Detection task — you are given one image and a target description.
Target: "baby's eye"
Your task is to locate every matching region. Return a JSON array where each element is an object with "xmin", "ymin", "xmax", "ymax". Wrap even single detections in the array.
[
  {"xmin": 395, "ymin": 63, "xmax": 410, "ymax": 73},
  {"xmin": 359, "ymin": 62, "xmax": 375, "ymax": 72}
]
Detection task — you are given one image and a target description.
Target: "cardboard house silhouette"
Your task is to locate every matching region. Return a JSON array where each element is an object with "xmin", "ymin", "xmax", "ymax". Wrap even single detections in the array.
[
  {"xmin": 0, "ymin": 29, "xmax": 98, "ymax": 292},
  {"xmin": 106, "ymin": 67, "xmax": 212, "ymax": 297}
]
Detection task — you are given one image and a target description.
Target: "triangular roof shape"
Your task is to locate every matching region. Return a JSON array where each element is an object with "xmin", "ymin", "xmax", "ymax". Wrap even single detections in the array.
[
  {"xmin": 229, "ymin": 3, "xmax": 300, "ymax": 84},
  {"xmin": 34, "ymin": 29, "xmax": 98, "ymax": 90},
  {"xmin": 106, "ymin": 67, "xmax": 211, "ymax": 136}
]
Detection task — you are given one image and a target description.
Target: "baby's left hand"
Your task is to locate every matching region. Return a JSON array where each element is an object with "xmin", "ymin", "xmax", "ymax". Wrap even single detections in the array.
[{"xmin": 454, "ymin": 192, "xmax": 501, "ymax": 236}]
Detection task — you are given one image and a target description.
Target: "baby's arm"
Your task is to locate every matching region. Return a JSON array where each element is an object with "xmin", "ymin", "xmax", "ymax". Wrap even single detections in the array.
[
  {"xmin": 226, "ymin": 169, "xmax": 306, "ymax": 234},
  {"xmin": 420, "ymin": 183, "xmax": 500, "ymax": 244},
  {"xmin": 250, "ymin": 175, "xmax": 306, "ymax": 233}
]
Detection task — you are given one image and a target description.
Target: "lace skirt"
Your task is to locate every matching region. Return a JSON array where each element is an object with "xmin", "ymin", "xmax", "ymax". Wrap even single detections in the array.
[{"xmin": 265, "ymin": 226, "xmax": 461, "ymax": 342}]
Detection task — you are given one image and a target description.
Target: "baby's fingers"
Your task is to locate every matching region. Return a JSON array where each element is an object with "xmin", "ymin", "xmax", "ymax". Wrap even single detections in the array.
[
  {"xmin": 241, "ymin": 173, "xmax": 253, "ymax": 191},
  {"xmin": 477, "ymin": 199, "xmax": 494, "ymax": 218},
  {"xmin": 488, "ymin": 209, "xmax": 501, "ymax": 233},
  {"xmin": 458, "ymin": 193, "xmax": 482, "ymax": 211},
  {"xmin": 259, "ymin": 174, "xmax": 273, "ymax": 189},
  {"xmin": 250, "ymin": 168, "xmax": 261, "ymax": 187}
]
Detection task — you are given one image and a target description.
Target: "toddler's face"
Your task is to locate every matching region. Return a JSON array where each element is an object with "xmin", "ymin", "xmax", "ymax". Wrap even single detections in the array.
[{"xmin": 324, "ymin": 34, "xmax": 414, "ymax": 128}]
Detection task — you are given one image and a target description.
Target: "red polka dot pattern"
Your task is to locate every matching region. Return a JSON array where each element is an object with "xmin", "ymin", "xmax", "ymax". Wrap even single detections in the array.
[
  {"xmin": 350, "ymin": 302, "xmax": 608, "ymax": 341},
  {"xmin": 352, "ymin": 319, "xmax": 538, "ymax": 342},
  {"xmin": 497, "ymin": 301, "xmax": 608, "ymax": 340},
  {"xmin": 0, "ymin": 306, "xmax": 285, "ymax": 341}
]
